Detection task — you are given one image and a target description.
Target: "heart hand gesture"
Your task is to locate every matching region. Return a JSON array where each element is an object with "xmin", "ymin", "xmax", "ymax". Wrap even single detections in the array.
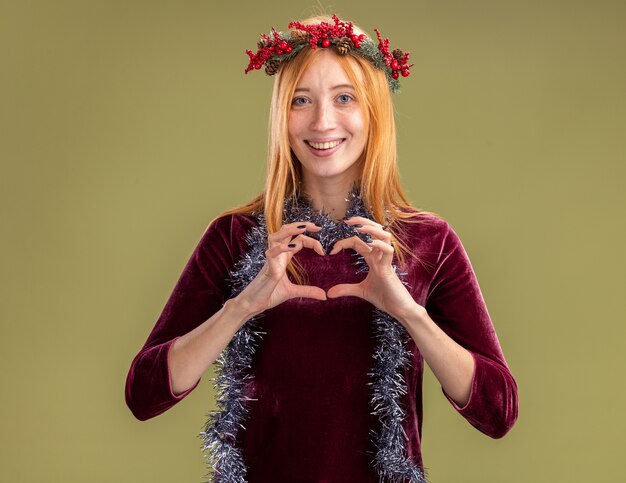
[
  {"xmin": 237, "ymin": 221, "xmax": 327, "ymax": 318},
  {"xmin": 326, "ymin": 216, "xmax": 419, "ymax": 323}
]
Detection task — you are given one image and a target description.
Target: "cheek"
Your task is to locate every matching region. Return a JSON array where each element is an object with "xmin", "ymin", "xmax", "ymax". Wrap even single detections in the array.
[
  {"xmin": 351, "ymin": 116, "xmax": 368, "ymax": 156},
  {"xmin": 349, "ymin": 114, "xmax": 367, "ymax": 142},
  {"xmin": 287, "ymin": 116, "xmax": 303, "ymax": 143}
]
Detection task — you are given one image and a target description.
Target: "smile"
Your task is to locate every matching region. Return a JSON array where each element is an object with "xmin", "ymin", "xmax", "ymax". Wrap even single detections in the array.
[{"xmin": 306, "ymin": 139, "xmax": 344, "ymax": 150}]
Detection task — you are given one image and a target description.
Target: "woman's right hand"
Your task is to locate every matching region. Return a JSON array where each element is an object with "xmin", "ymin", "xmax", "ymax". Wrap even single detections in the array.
[{"xmin": 235, "ymin": 221, "xmax": 327, "ymax": 318}]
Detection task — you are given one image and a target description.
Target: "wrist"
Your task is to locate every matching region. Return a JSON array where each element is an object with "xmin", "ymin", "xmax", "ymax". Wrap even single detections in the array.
[
  {"xmin": 224, "ymin": 295, "xmax": 257, "ymax": 325},
  {"xmin": 395, "ymin": 301, "xmax": 429, "ymax": 328}
]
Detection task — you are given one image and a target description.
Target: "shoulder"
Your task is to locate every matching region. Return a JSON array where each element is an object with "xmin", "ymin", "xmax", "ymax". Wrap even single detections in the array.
[
  {"xmin": 202, "ymin": 212, "xmax": 259, "ymax": 240},
  {"xmin": 394, "ymin": 207, "xmax": 455, "ymax": 246},
  {"xmin": 195, "ymin": 212, "xmax": 260, "ymax": 261},
  {"xmin": 394, "ymin": 208, "xmax": 475, "ymax": 270}
]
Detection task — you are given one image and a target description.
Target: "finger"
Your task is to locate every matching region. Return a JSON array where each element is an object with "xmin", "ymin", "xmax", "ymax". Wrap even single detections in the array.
[
  {"xmin": 268, "ymin": 232, "xmax": 325, "ymax": 266},
  {"xmin": 265, "ymin": 243, "xmax": 298, "ymax": 264},
  {"xmin": 269, "ymin": 222, "xmax": 321, "ymax": 246},
  {"xmin": 283, "ymin": 234, "xmax": 325, "ymax": 256},
  {"xmin": 328, "ymin": 235, "xmax": 373, "ymax": 257},
  {"xmin": 344, "ymin": 216, "xmax": 392, "ymax": 245},
  {"xmin": 350, "ymin": 223, "xmax": 393, "ymax": 244},
  {"xmin": 327, "ymin": 283, "xmax": 363, "ymax": 299},
  {"xmin": 262, "ymin": 244, "xmax": 296, "ymax": 280},
  {"xmin": 367, "ymin": 239, "xmax": 395, "ymax": 266},
  {"xmin": 286, "ymin": 220, "xmax": 322, "ymax": 232},
  {"xmin": 269, "ymin": 227, "xmax": 304, "ymax": 248},
  {"xmin": 295, "ymin": 233, "xmax": 325, "ymax": 256},
  {"xmin": 344, "ymin": 216, "xmax": 384, "ymax": 230},
  {"xmin": 289, "ymin": 284, "xmax": 327, "ymax": 301},
  {"xmin": 344, "ymin": 216, "xmax": 386, "ymax": 236}
]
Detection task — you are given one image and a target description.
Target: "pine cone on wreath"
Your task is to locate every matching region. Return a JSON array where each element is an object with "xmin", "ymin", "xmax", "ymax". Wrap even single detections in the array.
[
  {"xmin": 335, "ymin": 37, "xmax": 352, "ymax": 55},
  {"xmin": 289, "ymin": 30, "xmax": 309, "ymax": 42},
  {"xmin": 265, "ymin": 59, "xmax": 281, "ymax": 75},
  {"xmin": 392, "ymin": 49, "xmax": 404, "ymax": 60}
]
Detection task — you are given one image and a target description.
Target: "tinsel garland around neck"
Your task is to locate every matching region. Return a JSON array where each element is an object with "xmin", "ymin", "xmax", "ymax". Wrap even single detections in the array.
[{"xmin": 200, "ymin": 188, "xmax": 427, "ymax": 483}]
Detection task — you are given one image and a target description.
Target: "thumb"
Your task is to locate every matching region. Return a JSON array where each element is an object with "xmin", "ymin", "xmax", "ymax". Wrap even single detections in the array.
[
  {"xmin": 327, "ymin": 283, "xmax": 363, "ymax": 299},
  {"xmin": 291, "ymin": 284, "xmax": 328, "ymax": 301}
]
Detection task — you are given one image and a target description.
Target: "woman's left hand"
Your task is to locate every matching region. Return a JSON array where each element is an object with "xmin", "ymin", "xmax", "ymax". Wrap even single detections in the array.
[{"xmin": 326, "ymin": 216, "xmax": 420, "ymax": 323}]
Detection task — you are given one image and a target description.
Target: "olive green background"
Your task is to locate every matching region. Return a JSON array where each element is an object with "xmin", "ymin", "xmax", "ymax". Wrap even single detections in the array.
[{"xmin": 1, "ymin": 1, "xmax": 624, "ymax": 481}]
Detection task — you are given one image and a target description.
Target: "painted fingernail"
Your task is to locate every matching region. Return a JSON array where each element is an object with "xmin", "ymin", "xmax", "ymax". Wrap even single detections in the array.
[
  {"xmin": 288, "ymin": 243, "xmax": 296, "ymax": 248},
  {"xmin": 297, "ymin": 224, "xmax": 306, "ymax": 229},
  {"xmin": 354, "ymin": 224, "xmax": 363, "ymax": 228}
]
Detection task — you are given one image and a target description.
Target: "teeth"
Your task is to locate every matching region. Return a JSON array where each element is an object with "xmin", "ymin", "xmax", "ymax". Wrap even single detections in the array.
[{"xmin": 307, "ymin": 140, "xmax": 342, "ymax": 150}]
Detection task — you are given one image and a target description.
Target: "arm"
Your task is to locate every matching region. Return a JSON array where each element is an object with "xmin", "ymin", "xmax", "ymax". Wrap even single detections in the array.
[
  {"xmin": 418, "ymin": 221, "xmax": 518, "ymax": 439},
  {"xmin": 125, "ymin": 216, "xmax": 237, "ymax": 421},
  {"xmin": 327, "ymin": 216, "xmax": 518, "ymax": 438},
  {"xmin": 398, "ymin": 305, "xmax": 475, "ymax": 409},
  {"xmin": 125, "ymin": 216, "xmax": 328, "ymax": 421},
  {"xmin": 167, "ymin": 298, "xmax": 252, "ymax": 396}
]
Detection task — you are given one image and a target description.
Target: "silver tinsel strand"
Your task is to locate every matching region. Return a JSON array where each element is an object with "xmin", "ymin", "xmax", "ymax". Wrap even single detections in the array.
[
  {"xmin": 199, "ymin": 219, "xmax": 268, "ymax": 482},
  {"xmin": 200, "ymin": 186, "xmax": 427, "ymax": 482}
]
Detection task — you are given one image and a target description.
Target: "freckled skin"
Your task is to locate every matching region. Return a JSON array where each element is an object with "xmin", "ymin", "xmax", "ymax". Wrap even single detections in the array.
[{"xmin": 288, "ymin": 49, "xmax": 367, "ymax": 188}]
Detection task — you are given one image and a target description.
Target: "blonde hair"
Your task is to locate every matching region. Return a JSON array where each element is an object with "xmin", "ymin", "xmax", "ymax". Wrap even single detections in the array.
[{"xmin": 218, "ymin": 16, "xmax": 439, "ymax": 283}]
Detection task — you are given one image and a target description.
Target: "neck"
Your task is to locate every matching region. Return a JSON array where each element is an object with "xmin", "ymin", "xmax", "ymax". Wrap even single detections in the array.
[{"xmin": 300, "ymin": 177, "xmax": 359, "ymax": 221}]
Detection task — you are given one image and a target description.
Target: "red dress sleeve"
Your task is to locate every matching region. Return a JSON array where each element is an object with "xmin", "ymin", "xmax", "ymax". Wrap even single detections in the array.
[
  {"xmin": 125, "ymin": 215, "xmax": 234, "ymax": 421},
  {"xmin": 425, "ymin": 221, "xmax": 519, "ymax": 438}
]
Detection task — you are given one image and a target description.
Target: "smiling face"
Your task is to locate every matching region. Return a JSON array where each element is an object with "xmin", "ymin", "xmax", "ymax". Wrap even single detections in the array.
[{"xmin": 288, "ymin": 49, "xmax": 368, "ymax": 188}]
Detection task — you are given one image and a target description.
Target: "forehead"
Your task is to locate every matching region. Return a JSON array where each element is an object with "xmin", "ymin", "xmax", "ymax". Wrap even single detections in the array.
[{"xmin": 295, "ymin": 49, "xmax": 359, "ymax": 89}]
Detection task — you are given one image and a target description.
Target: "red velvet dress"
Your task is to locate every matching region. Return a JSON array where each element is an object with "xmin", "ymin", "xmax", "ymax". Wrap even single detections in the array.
[{"xmin": 125, "ymin": 212, "xmax": 518, "ymax": 482}]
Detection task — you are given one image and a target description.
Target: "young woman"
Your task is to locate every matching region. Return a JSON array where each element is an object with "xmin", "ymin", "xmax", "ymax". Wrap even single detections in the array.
[{"xmin": 125, "ymin": 14, "xmax": 518, "ymax": 482}]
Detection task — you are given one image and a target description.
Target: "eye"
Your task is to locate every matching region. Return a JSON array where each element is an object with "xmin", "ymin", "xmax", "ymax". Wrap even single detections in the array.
[
  {"xmin": 291, "ymin": 97, "xmax": 309, "ymax": 106},
  {"xmin": 337, "ymin": 94, "xmax": 354, "ymax": 104}
]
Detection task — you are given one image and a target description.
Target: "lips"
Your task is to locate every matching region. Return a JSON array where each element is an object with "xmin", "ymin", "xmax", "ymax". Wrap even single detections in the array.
[
  {"xmin": 306, "ymin": 139, "xmax": 344, "ymax": 150},
  {"xmin": 304, "ymin": 138, "xmax": 346, "ymax": 157}
]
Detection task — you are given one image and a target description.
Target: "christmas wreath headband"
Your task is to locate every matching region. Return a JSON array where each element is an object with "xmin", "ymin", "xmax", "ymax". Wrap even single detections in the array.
[{"xmin": 244, "ymin": 14, "xmax": 413, "ymax": 93}]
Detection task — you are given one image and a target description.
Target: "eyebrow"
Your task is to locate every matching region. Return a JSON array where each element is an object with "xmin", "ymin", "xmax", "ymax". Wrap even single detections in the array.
[{"xmin": 294, "ymin": 84, "xmax": 355, "ymax": 92}]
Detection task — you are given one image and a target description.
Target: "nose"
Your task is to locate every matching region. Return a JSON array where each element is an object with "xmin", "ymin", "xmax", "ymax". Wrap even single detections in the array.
[{"xmin": 310, "ymin": 101, "xmax": 335, "ymax": 132}]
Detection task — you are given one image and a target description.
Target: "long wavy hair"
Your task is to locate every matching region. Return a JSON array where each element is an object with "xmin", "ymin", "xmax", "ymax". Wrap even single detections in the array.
[{"xmin": 217, "ymin": 16, "xmax": 439, "ymax": 283}]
